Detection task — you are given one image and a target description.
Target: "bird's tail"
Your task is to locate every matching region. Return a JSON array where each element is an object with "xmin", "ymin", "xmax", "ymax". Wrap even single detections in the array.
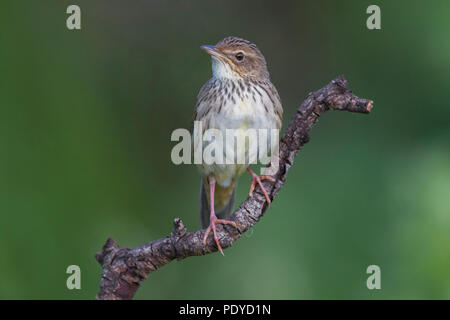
[{"xmin": 200, "ymin": 178, "xmax": 236, "ymax": 228}]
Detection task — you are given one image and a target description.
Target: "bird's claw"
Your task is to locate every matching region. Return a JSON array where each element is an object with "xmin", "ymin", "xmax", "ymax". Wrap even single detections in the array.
[
  {"xmin": 203, "ymin": 215, "xmax": 237, "ymax": 255},
  {"xmin": 247, "ymin": 168, "xmax": 275, "ymax": 205}
]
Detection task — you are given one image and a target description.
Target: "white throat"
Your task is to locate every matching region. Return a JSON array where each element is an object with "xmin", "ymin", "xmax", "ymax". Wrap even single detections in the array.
[{"xmin": 211, "ymin": 57, "xmax": 240, "ymax": 80}]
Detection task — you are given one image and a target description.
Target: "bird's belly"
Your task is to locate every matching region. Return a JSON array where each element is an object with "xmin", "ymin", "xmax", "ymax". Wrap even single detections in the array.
[{"xmin": 198, "ymin": 98, "xmax": 277, "ymax": 185}]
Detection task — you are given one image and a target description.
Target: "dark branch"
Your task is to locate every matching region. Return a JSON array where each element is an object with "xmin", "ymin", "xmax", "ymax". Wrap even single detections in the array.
[{"xmin": 95, "ymin": 75, "xmax": 373, "ymax": 300}]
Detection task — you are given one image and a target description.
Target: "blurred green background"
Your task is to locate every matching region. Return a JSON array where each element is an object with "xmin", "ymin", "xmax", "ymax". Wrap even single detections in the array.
[{"xmin": 1, "ymin": 0, "xmax": 449, "ymax": 299}]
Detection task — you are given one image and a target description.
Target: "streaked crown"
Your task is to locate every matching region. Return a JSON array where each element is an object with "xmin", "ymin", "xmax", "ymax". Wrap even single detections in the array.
[{"xmin": 201, "ymin": 37, "xmax": 269, "ymax": 80}]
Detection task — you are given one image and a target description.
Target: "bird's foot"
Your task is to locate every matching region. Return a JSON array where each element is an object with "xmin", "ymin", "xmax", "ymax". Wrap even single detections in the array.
[
  {"xmin": 202, "ymin": 214, "xmax": 237, "ymax": 255},
  {"xmin": 247, "ymin": 168, "xmax": 275, "ymax": 205}
]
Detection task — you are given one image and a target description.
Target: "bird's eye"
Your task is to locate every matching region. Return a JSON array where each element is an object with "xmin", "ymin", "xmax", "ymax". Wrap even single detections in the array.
[{"xmin": 235, "ymin": 52, "xmax": 244, "ymax": 61}]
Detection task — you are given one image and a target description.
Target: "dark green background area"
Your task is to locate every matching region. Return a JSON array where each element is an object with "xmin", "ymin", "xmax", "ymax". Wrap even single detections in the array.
[{"xmin": 0, "ymin": 0, "xmax": 449, "ymax": 299}]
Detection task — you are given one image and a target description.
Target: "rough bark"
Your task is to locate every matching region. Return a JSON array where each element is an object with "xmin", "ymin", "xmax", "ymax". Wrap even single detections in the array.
[{"xmin": 95, "ymin": 75, "xmax": 373, "ymax": 300}]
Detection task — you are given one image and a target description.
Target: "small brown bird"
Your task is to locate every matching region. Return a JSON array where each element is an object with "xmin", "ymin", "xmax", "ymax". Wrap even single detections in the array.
[{"xmin": 194, "ymin": 37, "xmax": 283, "ymax": 254}]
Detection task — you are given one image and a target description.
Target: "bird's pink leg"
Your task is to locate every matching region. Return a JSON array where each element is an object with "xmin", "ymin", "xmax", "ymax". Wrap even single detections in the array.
[
  {"xmin": 202, "ymin": 176, "xmax": 237, "ymax": 255},
  {"xmin": 247, "ymin": 168, "xmax": 276, "ymax": 205}
]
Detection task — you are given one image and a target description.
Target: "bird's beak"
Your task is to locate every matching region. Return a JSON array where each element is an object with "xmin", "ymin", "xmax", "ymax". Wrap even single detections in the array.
[{"xmin": 201, "ymin": 45, "xmax": 231, "ymax": 63}]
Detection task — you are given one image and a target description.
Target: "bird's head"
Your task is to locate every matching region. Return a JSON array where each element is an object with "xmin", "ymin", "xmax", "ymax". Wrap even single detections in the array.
[{"xmin": 201, "ymin": 37, "xmax": 269, "ymax": 81}]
